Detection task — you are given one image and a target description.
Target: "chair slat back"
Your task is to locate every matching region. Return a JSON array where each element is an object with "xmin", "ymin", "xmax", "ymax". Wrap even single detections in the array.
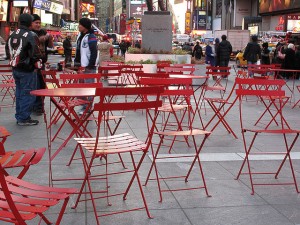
[
  {"xmin": 93, "ymin": 86, "xmax": 163, "ymax": 112},
  {"xmin": 235, "ymin": 78, "xmax": 286, "ymax": 97},
  {"xmin": 60, "ymin": 73, "xmax": 102, "ymax": 84},
  {"xmin": 41, "ymin": 70, "xmax": 60, "ymax": 89}
]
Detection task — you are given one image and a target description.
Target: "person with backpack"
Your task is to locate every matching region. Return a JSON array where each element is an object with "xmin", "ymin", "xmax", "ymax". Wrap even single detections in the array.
[{"xmin": 192, "ymin": 41, "xmax": 203, "ymax": 60}]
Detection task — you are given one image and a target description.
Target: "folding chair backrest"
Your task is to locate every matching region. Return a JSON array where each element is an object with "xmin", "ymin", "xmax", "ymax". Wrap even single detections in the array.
[
  {"xmin": 98, "ymin": 66, "xmax": 122, "ymax": 73},
  {"xmin": 0, "ymin": 164, "xmax": 26, "ymax": 224},
  {"xmin": 206, "ymin": 66, "xmax": 231, "ymax": 77},
  {"xmin": 235, "ymin": 78, "xmax": 285, "ymax": 97},
  {"xmin": 94, "ymin": 86, "xmax": 163, "ymax": 112},
  {"xmin": 164, "ymin": 67, "xmax": 195, "ymax": 74},
  {"xmin": 0, "ymin": 126, "xmax": 11, "ymax": 155},
  {"xmin": 60, "ymin": 73, "xmax": 102, "ymax": 84},
  {"xmin": 235, "ymin": 78, "xmax": 287, "ymax": 130},
  {"xmin": 172, "ymin": 64, "xmax": 195, "ymax": 68},
  {"xmin": 41, "ymin": 70, "xmax": 60, "ymax": 89},
  {"xmin": 139, "ymin": 77, "xmax": 194, "ymax": 97}
]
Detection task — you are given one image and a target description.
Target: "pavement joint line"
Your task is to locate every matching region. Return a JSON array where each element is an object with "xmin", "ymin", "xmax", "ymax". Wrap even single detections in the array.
[{"xmin": 148, "ymin": 152, "xmax": 300, "ymax": 162}]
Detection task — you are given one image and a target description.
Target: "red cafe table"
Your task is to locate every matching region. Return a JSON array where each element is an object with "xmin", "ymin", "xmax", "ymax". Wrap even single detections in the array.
[{"xmin": 31, "ymin": 88, "xmax": 96, "ymax": 162}]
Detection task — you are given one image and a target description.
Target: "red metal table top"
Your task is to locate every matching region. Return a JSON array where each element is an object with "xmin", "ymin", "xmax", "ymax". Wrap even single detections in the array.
[{"xmin": 31, "ymin": 88, "xmax": 96, "ymax": 97}]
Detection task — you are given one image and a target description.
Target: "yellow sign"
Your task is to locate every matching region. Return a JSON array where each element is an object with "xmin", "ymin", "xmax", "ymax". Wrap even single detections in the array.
[{"xmin": 185, "ymin": 12, "xmax": 191, "ymax": 34}]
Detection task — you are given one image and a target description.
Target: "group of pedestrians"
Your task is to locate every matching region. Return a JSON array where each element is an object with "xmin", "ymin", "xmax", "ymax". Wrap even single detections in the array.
[
  {"xmin": 6, "ymin": 15, "xmax": 113, "ymax": 126},
  {"xmin": 192, "ymin": 35, "xmax": 232, "ymax": 68}
]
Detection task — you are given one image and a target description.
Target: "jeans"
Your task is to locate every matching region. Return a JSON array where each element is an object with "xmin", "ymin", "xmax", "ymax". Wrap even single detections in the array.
[
  {"xmin": 33, "ymin": 69, "xmax": 46, "ymax": 111},
  {"xmin": 81, "ymin": 68, "xmax": 96, "ymax": 111},
  {"xmin": 247, "ymin": 61, "xmax": 257, "ymax": 77},
  {"xmin": 13, "ymin": 69, "xmax": 37, "ymax": 122}
]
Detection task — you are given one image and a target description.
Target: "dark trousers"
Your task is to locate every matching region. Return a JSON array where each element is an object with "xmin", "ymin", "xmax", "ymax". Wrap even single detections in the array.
[
  {"xmin": 65, "ymin": 52, "xmax": 72, "ymax": 64},
  {"xmin": 33, "ymin": 69, "xmax": 45, "ymax": 111}
]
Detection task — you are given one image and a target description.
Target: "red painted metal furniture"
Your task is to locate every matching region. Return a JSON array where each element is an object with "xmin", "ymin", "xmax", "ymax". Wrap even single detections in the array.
[
  {"xmin": 235, "ymin": 78, "xmax": 300, "ymax": 194},
  {"xmin": 73, "ymin": 86, "xmax": 163, "ymax": 225},
  {"xmin": 292, "ymin": 85, "xmax": 300, "ymax": 109},
  {"xmin": 0, "ymin": 163, "xmax": 76, "ymax": 224},
  {"xmin": 140, "ymin": 77, "xmax": 211, "ymax": 202},
  {"xmin": 0, "ymin": 126, "xmax": 46, "ymax": 179}
]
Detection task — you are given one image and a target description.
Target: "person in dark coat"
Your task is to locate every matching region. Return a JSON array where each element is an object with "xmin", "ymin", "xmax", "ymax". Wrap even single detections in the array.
[
  {"xmin": 261, "ymin": 42, "xmax": 270, "ymax": 65},
  {"xmin": 192, "ymin": 41, "xmax": 203, "ymax": 60},
  {"xmin": 214, "ymin": 38, "xmax": 220, "ymax": 66},
  {"xmin": 295, "ymin": 45, "xmax": 300, "ymax": 79},
  {"xmin": 63, "ymin": 35, "xmax": 72, "ymax": 64},
  {"xmin": 243, "ymin": 35, "xmax": 261, "ymax": 77},
  {"xmin": 217, "ymin": 35, "xmax": 232, "ymax": 67},
  {"xmin": 283, "ymin": 43, "xmax": 296, "ymax": 79},
  {"xmin": 119, "ymin": 40, "xmax": 127, "ymax": 57},
  {"xmin": 205, "ymin": 41, "xmax": 215, "ymax": 66}
]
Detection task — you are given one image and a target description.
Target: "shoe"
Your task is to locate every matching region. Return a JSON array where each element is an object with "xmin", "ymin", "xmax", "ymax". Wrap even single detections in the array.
[{"xmin": 17, "ymin": 119, "xmax": 39, "ymax": 126}]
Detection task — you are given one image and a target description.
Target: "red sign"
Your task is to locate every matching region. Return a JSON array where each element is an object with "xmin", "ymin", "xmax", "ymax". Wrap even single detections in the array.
[
  {"xmin": 275, "ymin": 16, "xmax": 285, "ymax": 31},
  {"xmin": 119, "ymin": 13, "xmax": 127, "ymax": 35}
]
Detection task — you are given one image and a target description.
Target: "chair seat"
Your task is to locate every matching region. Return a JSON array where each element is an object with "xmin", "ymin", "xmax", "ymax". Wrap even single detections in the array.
[
  {"xmin": 57, "ymin": 99, "xmax": 90, "ymax": 109},
  {"xmin": 0, "ymin": 148, "xmax": 46, "ymax": 169},
  {"xmin": 75, "ymin": 133, "xmax": 146, "ymax": 155},
  {"xmin": 158, "ymin": 103, "xmax": 189, "ymax": 112},
  {"xmin": 0, "ymin": 175, "xmax": 76, "ymax": 222},
  {"xmin": 243, "ymin": 128, "xmax": 300, "ymax": 134},
  {"xmin": 205, "ymin": 85, "xmax": 225, "ymax": 91},
  {"xmin": 155, "ymin": 129, "xmax": 211, "ymax": 136},
  {"xmin": 204, "ymin": 97, "xmax": 229, "ymax": 103}
]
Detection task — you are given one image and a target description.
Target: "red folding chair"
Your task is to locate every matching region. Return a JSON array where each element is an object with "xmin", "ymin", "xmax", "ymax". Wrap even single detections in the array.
[
  {"xmin": 0, "ymin": 126, "xmax": 46, "ymax": 179},
  {"xmin": 0, "ymin": 163, "xmax": 76, "ymax": 224},
  {"xmin": 235, "ymin": 78, "xmax": 300, "ymax": 194},
  {"xmin": 203, "ymin": 78, "xmax": 239, "ymax": 138},
  {"xmin": 73, "ymin": 86, "xmax": 163, "ymax": 225},
  {"xmin": 140, "ymin": 77, "xmax": 211, "ymax": 202},
  {"xmin": 292, "ymin": 85, "xmax": 300, "ymax": 109}
]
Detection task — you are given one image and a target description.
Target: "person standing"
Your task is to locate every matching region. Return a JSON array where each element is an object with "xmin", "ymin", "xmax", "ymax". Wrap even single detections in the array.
[
  {"xmin": 205, "ymin": 41, "xmax": 215, "ymax": 66},
  {"xmin": 31, "ymin": 14, "xmax": 53, "ymax": 114},
  {"xmin": 63, "ymin": 35, "xmax": 72, "ymax": 64},
  {"xmin": 192, "ymin": 41, "xmax": 203, "ymax": 61},
  {"xmin": 119, "ymin": 40, "xmax": 127, "ymax": 57},
  {"xmin": 97, "ymin": 34, "xmax": 113, "ymax": 66},
  {"xmin": 6, "ymin": 13, "xmax": 41, "ymax": 125},
  {"xmin": 243, "ymin": 35, "xmax": 261, "ymax": 77},
  {"xmin": 74, "ymin": 17, "xmax": 98, "ymax": 114},
  {"xmin": 217, "ymin": 35, "xmax": 232, "ymax": 67},
  {"xmin": 283, "ymin": 43, "xmax": 296, "ymax": 79},
  {"xmin": 214, "ymin": 38, "xmax": 220, "ymax": 66},
  {"xmin": 261, "ymin": 42, "xmax": 270, "ymax": 65}
]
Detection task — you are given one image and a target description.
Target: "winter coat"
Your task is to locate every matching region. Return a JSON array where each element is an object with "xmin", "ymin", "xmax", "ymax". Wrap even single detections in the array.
[
  {"xmin": 261, "ymin": 47, "xmax": 270, "ymax": 65},
  {"xmin": 6, "ymin": 25, "xmax": 41, "ymax": 72},
  {"xmin": 192, "ymin": 44, "xmax": 203, "ymax": 60},
  {"xmin": 74, "ymin": 30, "xmax": 98, "ymax": 69},
  {"xmin": 205, "ymin": 44, "xmax": 215, "ymax": 66},
  {"xmin": 217, "ymin": 40, "xmax": 232, "ymax": 62},
  {"xmin": 283, "ymin": 48, "xmax": 296, "ymax": 70},
  {"xmin": 243, "ymin": 42, "xmax": 261, "ymax": 63}
]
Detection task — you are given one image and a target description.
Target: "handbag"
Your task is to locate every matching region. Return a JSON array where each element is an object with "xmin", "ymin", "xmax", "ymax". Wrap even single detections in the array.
[{"xmin": 277, "ymin": 46, "xmax": 285, "ymax": 59}]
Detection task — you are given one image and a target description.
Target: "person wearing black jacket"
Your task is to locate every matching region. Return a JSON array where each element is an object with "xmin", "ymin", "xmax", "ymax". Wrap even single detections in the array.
[
  {"xmin": 63, "ymin": 35, "xmax": 72, "ymax": 63},
  {"xmin": 217, "ymin": 35, "xmax": 232, "ymax": 67},
  {"xmin": 6, "ymin": 13, "xmax": 41, "ymax": 126},
  {"xmin": 192, "ymin": 41, "xmax": 203, "ymax": 60},
  {"xmin": 243, "ymin": 35, "xmax": 261, "ymax": 77}
]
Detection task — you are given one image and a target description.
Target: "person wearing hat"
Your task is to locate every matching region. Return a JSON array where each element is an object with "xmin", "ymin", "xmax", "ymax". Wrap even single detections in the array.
[
  {"xmin": 74, "ymin": 17, "xmax": 98, "ymax": 115},
  {"xmin": 205, "ymin": 40, "xmax": 215, "ymax": 66},
  {"xmin": 243, "ymin": 35, "xmax": 261, "ymax": 77},
  {"xmin": 31, "ymin": 14, "xmax": 53, "ymax": 115},
  {"xmin": 192, "ymin": 41, "xmax": 204, "ymax": 61},
  {"xmin": 6, "ymin": 13, "xmax": 42, "ymax": 126},
  {"xmin": 63, "ymin": 35, "xmax": 72, "ymax": 64},
  {"xmin": 97, "ymin": 34, "xmax": 113, "ymax": 66}
]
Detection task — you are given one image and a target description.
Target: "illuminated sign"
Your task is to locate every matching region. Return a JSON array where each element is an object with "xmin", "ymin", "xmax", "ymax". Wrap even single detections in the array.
[
  {"xmin": 287, "ymin": 15, "xmax": 300, "ymax": 33},
  {"xmin": 259, "ymin": 0, "xmax": 300, "ymax": 14},
  {"xmin": 185, "ymin": 12, "xmax": 191, "ymax": 34},
  {"xmin": 13, "ymin": 0, "xmax": 28, "ymax": 7},
  {"xmin": 33, "ymin": 0, "xmax": 63, "ymax": 14},
  {"xmin": 0, "ymin": 0, "xmax": 8, "ymax": 21},
  {"xmin": 275, "ymin": 16, "xmax": 285, "ymax": 31},
  {"xmin": 82, "ymin": 3, "xmax": 95, "ymax": 14}
]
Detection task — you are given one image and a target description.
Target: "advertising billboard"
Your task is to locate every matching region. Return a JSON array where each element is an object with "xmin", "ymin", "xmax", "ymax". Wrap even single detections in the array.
[
  {"xmin": 287, "ymin": 15, "xmax": 300, "ymax": 33},
  {"xmin": 259, "ymin": 0, "xmax": 300, "ymax": 14}
]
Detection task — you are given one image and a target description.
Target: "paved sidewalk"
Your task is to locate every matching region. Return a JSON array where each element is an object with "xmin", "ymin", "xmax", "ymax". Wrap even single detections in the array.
[{"xmin": 1, "ymin": 64, "xmax": 300, "ymax": 225}]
